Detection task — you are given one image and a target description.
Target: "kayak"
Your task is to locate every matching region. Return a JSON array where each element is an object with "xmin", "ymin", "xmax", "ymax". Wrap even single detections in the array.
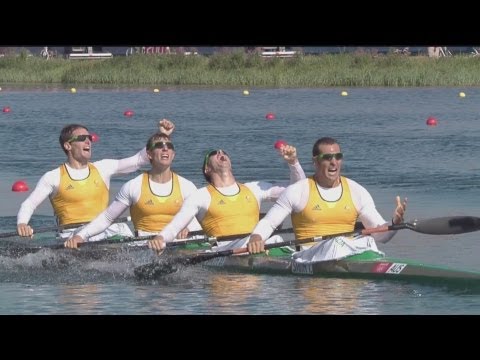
[{"xmin": 200, "ymin": 249, "xmax": 480, "ymax": 287}]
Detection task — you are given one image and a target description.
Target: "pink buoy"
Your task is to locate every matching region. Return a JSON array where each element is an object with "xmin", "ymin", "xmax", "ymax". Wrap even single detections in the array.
[
  {"xmin": 265, "ymin": 112, "xmax": 276, "ymax": 120},
  {"xmin": 12, "ymin": 180, "xmax": 29, "ymax": 192},
  {"xmin": 274, "ymin": 140, "xmax": 287, "ymax": 150},
  {"xmin": 3, "ymin": 106, "xmax": 11, "ymax": 113},
  {"xmin": 124, "ymin": 109, "xmax": 134, "ymax": 117},
  {"xmin": 426, "ymin": 116, "xmax": 438, "ymax": 126},
  {"xmin": 91, "ymin": 132, "xmax": 99, "ymax": 143}
]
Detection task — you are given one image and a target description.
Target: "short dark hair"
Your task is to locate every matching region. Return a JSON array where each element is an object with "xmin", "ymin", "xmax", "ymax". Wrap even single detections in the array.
[
  {"xmin": 59, "ymin": 124, "xmax": 88, "ymax": 154},
  {"xmin": 312, "ymin": 137, "xmax": 338, "ymax": 157},
  {"xmin": 146, "ymin": 132, "xmax": 172, "ymax": 151}
]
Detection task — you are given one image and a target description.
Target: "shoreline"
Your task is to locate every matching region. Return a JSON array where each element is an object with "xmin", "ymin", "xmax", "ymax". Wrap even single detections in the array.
[{"xmin": 1, "ymin": 53, "xmax": 480, "ymax": 87}]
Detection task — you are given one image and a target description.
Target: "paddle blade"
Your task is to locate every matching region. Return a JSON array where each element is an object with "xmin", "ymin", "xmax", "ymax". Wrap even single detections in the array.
[{"xmin": 412, "ymin": 216, "xmax": 480, "ymax": 235}]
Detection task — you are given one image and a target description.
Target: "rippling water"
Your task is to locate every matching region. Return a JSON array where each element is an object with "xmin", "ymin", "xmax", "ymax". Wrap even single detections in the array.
[{"xmin": 1, "ymin": 86, "xmax": 480, "ymax": 314}]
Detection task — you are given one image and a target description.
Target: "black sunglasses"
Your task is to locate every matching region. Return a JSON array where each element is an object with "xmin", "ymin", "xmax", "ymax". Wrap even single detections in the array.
[
  {"xmin": 316, "ymin": 152, "xmax": 343, "ymax": 161},
  {"xmin": 149, "ymin": 141, "xmax": 175, "ymax": 151},
  {"xmin": 68, "ymin": 134, "xmax": 93, "ymax": 143}
]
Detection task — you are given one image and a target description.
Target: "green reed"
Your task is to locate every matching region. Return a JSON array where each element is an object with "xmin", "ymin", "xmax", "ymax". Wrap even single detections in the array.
[{"xmin": 2, "ymin": 52, "xmax": 480, "ymax": 87}]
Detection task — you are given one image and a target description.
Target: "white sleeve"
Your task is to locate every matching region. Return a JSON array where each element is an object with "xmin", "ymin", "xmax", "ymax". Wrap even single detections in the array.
[
  {"xmin": 115, "ymin": 176, "xmax": 142, "ymax": 207},
  {"xmin": 348, "ymin": 179, "xmax": 395, "ymax": 244},
  {"xmin": 246, "ymin": 162, "xmax": 306, "ymax": 203},
  {"xmin": 75, "ymin": 200, "xmax": 129, "ymax": 240},
  {"xmin": 289, "ymin": 161, "xmax": 306, "ymax": 184},
  {"xmin": 246, "ymin": 181, "xmax": 284, "ymax": 203},
  {"xmin": 115, "ymin": 147, "xmax": 149, "ymax": 173},
  {"xmin": 252, "ymin": 180, "xmax": 308, "ymax": 240},
  {"xmin": 178, "ymin": 177, "xmax": 202, "ymax": 232},
  {"xmin": 160, "ymin": 188, "xmax": 210, "ymax": 242},
  {"xmin": 17, "ymin": 169, "xmax": 59, "ymax": 225},
  {"xmin": 94, "ymin": 147, "xmax": 149, "ymax": 186}
]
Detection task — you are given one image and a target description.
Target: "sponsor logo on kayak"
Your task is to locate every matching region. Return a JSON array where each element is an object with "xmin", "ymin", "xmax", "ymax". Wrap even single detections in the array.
[
  {"xmin": 372, "ymin": 262, "xmax": 392, "ymax": 273},
  {"xmin": 292, "ymin": 262, "xmax": 313, "ymax": 275},
  {"xmin": 372, "ymin": 262, "xmax": 407, "ymax": 274},
  {"xmin": 386, "ymin": 263, "xmax": 407, "ymax": 274}
]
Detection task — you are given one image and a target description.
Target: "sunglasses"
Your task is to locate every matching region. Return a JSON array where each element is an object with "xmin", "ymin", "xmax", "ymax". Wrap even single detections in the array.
[
  {"xmin": 68, "ymin": 134, "xmax": 93, "ymax": 143},
  {"xmin": 316, "ymin": 152, "xmax": 343, "ymax": 161},
  {"xmin": 149, "ymin": 141, "xmax": 175, "ymax": 151},
  {"xmin": 203, "ymin": 149, "xmax": 229, "ymax": 170}
]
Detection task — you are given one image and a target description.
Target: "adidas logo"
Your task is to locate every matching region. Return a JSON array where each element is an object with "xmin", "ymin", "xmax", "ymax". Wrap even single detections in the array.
[
  {"xmin": 312, "ymin": 204, "xmax": 321, "ymax": 211},
  {"xmin": 218, "ymin": 200, "xmax": 226, "ymax": 205},
  {"xmin": 144, "ymin": 199, "xmax": 155, "ymax": 206},
  {"xmin": 66, "ymin": 184, "xmax": 74, "ymax": 191}
]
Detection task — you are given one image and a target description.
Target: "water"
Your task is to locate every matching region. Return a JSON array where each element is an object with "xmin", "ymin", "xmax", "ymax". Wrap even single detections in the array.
[{"xmin": 1, "ymin": 85, "xmax": 480, "ymax": 314}]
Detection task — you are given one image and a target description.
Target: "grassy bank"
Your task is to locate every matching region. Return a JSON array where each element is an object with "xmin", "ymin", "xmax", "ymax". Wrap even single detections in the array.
[{"xmin": 2, "ymin": 52, "xmax": 480, "ymax": 87}]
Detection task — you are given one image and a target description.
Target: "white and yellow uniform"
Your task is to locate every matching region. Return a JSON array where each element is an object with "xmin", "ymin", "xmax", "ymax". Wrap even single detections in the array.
[
  {"xmin": 201, "ymin": 183, "xmax": 259, "ymax": 237},
  {"xmin": 252, "ymin": 176, "xmax": 395, "ymax": 262},
  {"xmin": 292, "ymin": 176, "xmax": 358, "ymax": 241},
  {"xmin": 17, "ymin": 148, "xmax": 149, "ymax": 241},
  {"xmin": 130, "ymin": 172, "xmax": 185, "ymax": 233},
  {"xmin": 75, "ymin": 171, "xmax": 201, "ymax": 241},
  {"xmin": 52, "ymin": 164, "xmax": 109, "ymax": 225},
  {"xmin": 158, "ymin": 161, "xmax": 305, "ymax": 251}
]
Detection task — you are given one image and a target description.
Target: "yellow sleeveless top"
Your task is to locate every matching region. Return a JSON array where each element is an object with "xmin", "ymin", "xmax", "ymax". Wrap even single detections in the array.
[
  {"xmin": 130, "ymin": 172, "xmax": 183, "ymax": 233},
  {"xmin": 200, "ymin": 183, "xmax": 259, "ymax": 237},
  {"xmin": 51, "ymin": 163, "xmax": 109, "ymax": 226},
  {"xmin": 292, "ymin": 176, "xmax": 358, "ymax": 241}
]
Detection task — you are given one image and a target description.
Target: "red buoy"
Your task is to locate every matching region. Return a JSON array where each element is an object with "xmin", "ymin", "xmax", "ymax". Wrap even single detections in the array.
[
  {"xmin": 426, "ymin": 116, "xmax": 438, "ymax": 126},
  {"xmin": 274, "ymin": 140, "xmax": 287, "ymax": 150},
  {"xmin": 3, "ymin": 106, "xmax": 11, "ymax": 113},
  {"xmin": 91, "ymin": 132, "xmax": 99, "ymax": 143},
  {"xmin": 12, "ymin": 180, "xmax": 29, "ymax": 192},
  {"xmin": 265, "ymin": 112, "xmax": 276, "ymax": 120},
  {"xmin": 124, "ymin": 109, "xmax": 134, "ymax": 117}
]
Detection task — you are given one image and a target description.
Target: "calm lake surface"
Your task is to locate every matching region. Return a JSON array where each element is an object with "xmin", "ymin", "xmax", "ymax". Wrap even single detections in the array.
[{"xmin": 1, "ymin": 85, "xmax": 480, "ymax": 314}]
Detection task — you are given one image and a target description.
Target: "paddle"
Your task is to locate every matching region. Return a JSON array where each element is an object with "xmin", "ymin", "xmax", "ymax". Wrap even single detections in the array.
[
  {"xmin": 0, "ymin": 216, "xmax": 132, "ymax": 239},
  {"xmin": 0, "ymin": 212, "xmax": 276, "ymax": 240},
  {"xmin": 42, "ymin": 227, "xmax": 296, "ymax": 250},
  {"xmin": 133, "ymin": 216, "xmax": 480, "ymax": 279}
]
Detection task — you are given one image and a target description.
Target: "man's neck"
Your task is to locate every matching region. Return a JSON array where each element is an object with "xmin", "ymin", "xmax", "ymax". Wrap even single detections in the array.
[
  {"xmin": 66, "ymin": 158, "xmax": 88, "ymax": 169},
  {"xmin": 314, "ymin": 174, "xmax": 340, "ymax": 188},
  {"xmin": 149, "ymin": 168, "xmax": 172, "ymax": 184},
  {"xmin": 211, "ymin": 171, "xmax": 236, "ymax": 188}
]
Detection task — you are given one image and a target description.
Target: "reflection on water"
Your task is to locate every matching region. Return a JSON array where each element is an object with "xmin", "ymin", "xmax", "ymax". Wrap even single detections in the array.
[
  {"xmin": 294, "ymin": 278, "xmax": 371, "ymax": 314},
  {"xmin": 59, "ymin": 285, "xmax": 102, "ymax": 314},
  {"xmin": 208, "ymin": 274, "xmax": 261, "ymax": 313}
]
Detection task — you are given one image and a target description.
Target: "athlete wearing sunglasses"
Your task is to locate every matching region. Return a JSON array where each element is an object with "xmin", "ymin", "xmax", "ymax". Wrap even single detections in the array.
[
  {"xmin": 67, "ymin": 134, "xmax": 94, "ymax": 143},
  {"xmin": 248, "ymin": 136, "xmax": 407, "ymax": 262},
  {"xmin": 66, "ymin": 129, "xmax": 201, "ymax": 249},
  {"xmin": 17, "ymin": 119, "xmax": 175, "ymax": 243},
  {"xmin": 148, "ymin": 143, "xmax": 307, "ymax": 252}
]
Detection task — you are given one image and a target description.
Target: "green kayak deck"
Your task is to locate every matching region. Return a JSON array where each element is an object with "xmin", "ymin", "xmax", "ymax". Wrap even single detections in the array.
[{"xmin": 201, "ymin": 249, "xmax": 480, "ymax": 286}]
